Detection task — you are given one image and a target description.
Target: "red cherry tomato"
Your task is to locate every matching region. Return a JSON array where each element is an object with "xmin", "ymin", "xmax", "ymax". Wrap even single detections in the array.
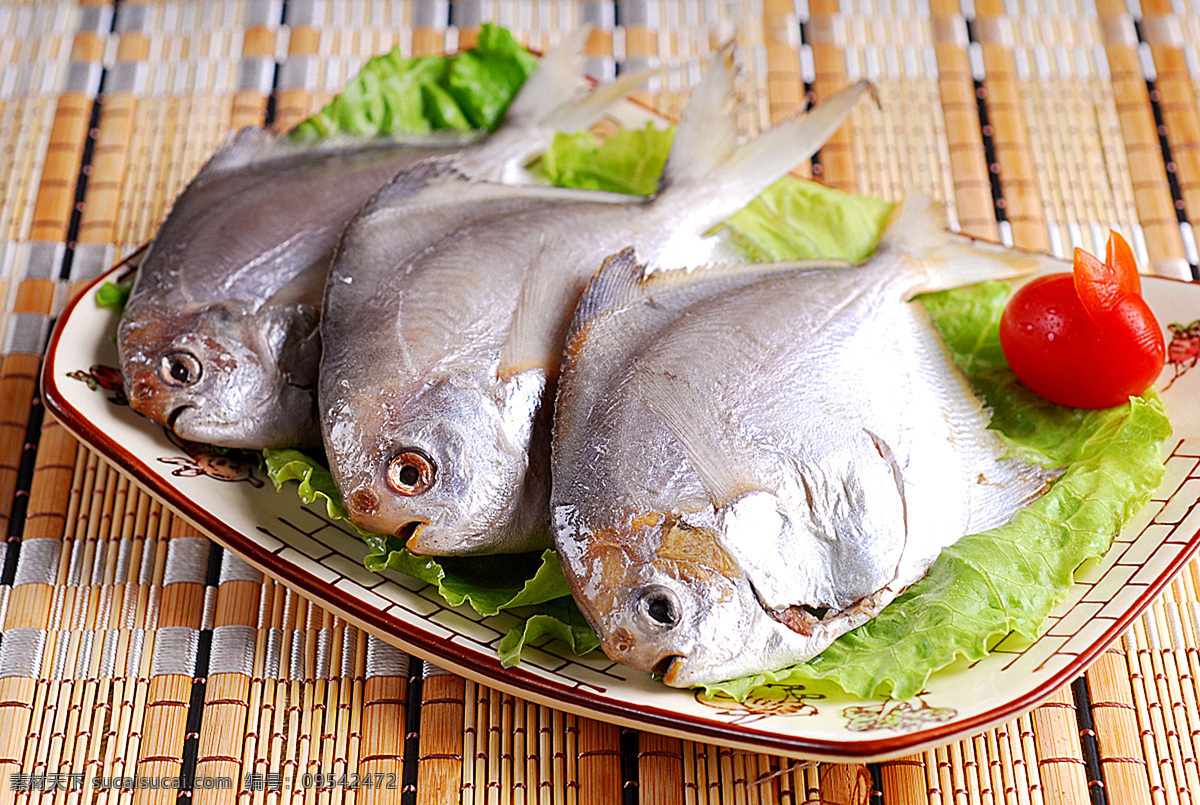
[{"xmin": 998, "ymin": 232, "xmax": 1165, "ymax": 409}]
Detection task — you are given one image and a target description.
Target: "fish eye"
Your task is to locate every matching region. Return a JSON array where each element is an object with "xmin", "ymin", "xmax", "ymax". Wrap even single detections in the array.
[
  {"xmin": 158, "ymin": 351, "xmax": 202, "ymax": 387},
  {"xmin": 387, "ymin": 449, "xmax": 436, "ymax": 496},
  {"xmin": 638, "ymin": 587, "xmax": 681, "ymax": 628}
]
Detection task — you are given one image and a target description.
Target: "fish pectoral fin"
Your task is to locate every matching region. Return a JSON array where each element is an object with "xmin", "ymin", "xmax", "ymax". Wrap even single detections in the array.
[
  {"xmin": 498, "ymin": 243, "xmax": 596, "ymax": 381},
  {"xmin": 638, "ymin": 371, "xmax": 770, "ymax": 508}
]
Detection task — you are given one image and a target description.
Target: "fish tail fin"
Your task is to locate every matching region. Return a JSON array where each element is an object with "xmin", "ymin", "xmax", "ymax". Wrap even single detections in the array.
[
  {"xmin": 504, "ymin": 29, "xmax": 655, "ymax": 131},
  {"xmin": 883, "ymin": 194, "xmax": 1060, "ymax": 295},
  {"xmin": 501, "ymin": 29, "xmax": 592, "ymax": 125},
  {"xmin": 653, "ymin": 51, "xmax": 870, "ymax": 223},
  {"xmin": 469, "ymin": 30, "xmax": 655, "ymax": 181}
]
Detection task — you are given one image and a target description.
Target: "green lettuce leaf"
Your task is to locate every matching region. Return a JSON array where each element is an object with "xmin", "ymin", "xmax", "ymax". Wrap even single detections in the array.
[
  {"xmin": 531, "ymin": 125, "xmax": 674, "ymax": 195},
  {"xmin": 724, "ymin": 178, "xmax": 893, "ymax": 263},
  {"xmin": 263, "ymin": 449, "xmax": 576, "ymax": 618},
  {"xmin": 96, "ymin": 280, "xmax": 132, "ymax": 312},
  {"xmin": 288, "ymin": 23, "xmax": 534, "ymax": 140},
  {"xmin": 498, "ymin": 598, "xmax": 602, "ymax": 666},
  {"xmin": 444, "ymin": 24, "xmax": 539, "ymax": 130},
  {"xmin": 263, "ymin": 448, "xmax": 358, "ymax": 526}
]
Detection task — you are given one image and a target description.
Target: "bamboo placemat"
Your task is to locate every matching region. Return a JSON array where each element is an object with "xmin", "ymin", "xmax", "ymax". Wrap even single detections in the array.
[{"xmin": 2, "ymin": 1, "xmax": 1199, "ymax": 803}]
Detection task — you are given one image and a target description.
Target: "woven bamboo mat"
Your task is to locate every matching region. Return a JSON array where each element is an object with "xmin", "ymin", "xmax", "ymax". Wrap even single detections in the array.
[{"xmin": 2, "ymin": 1, "xmax": 1199, "ymax": 803}]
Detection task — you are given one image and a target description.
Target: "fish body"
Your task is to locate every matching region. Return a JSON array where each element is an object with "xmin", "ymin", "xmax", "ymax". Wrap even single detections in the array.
[
  {"xmin": 549, "ymin": 196, "xmax": 1061, "ymax": 687},
  {"xmin": 319, "ymin": 55, "xmax": 870, "ymax": 554},
  {"xmin": 118, "ymin": 30, "xmax": 643, "ymax": 450},
  {"xmin": 119, "ymin": 133, "xmax": 463, "ymax": 448}
]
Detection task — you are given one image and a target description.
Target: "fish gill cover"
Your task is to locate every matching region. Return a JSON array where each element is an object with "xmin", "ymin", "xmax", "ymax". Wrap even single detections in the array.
[{"xmin": 182, "ymin": 28, "xmax": 1167, "ymax": 700}]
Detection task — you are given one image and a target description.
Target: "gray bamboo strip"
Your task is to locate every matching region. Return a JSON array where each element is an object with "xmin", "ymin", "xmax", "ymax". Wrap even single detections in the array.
[
  {"xmin": 245, "ymin": 578, "xmax": 285, "ymax": 805},
  {"xmin": 25, "ymin": 13, "xmax": 103, "ymax": 244},
  {"xmin": 132, "ymin": 518, "xmax": 209, "ymax": 805},
  {"xmin": 74, "ymin": 1, "xmax": 150, "ymax": 249},
  {"xmin": 193, "ymin": 550, "xmax": 263, "ymax": 805},
  {"xmin": 19, "ymin": 445, "xmax": 89, "ymax": 800},
  {"xmin": 0, "ymin": 55, "xmax": 73, "ymax": 244},
  {"xmin": 0, "ymin": 7, "xmax": 104, "ymax": 541},
  {"xmin": 273, "ymin": 1, "xmax": 328, "ymax": 134},
  {"xmin": 231, "ymin": 3, "xmax": 281, "ymax": 130}
]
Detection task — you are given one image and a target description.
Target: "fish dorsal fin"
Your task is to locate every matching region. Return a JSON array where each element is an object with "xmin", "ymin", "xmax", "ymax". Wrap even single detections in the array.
[
  {"xmin": 568, "ymin": 248, "xmax": 646, "ymax": 329},
  {"xmin": 360, "ymin": 159, "xmax": 637, "ymax": 220},
  {"xmin": 568, "ymin": 250, "xmax": 848, "ymax": 338},
  {"xmin": 193, "ymin": 127, "xmax": 281, "ymax": 178},
  {"xmin": 192, "ymin": 127, "xmax": 482, "ymax": 190},
  {"xmin": 880, "ymin": 194, "xmax": 1066, "ymax": 296}
]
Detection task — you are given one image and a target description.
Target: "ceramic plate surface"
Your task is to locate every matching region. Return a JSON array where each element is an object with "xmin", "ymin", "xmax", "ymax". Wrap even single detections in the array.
[{"xmin": 42, "ymin": 249, "xmax": 1200, "ymax": 762}]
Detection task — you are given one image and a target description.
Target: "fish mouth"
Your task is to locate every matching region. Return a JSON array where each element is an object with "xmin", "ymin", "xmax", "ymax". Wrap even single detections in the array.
[
  {"xmin": 398, "ymin": 522, "xmax": 425, "ymax": 552},
  {"xmin": 654, "ymin": 654, "xmax": 686, "ymax": 686},
  {"xmin": 166, "ymin": 404, "xmax": 192, "ymax": 431}
]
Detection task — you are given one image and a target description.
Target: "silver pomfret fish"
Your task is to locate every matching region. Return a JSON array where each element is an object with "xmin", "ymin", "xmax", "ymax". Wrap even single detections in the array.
[
  {"xmin": 550, "ymin": 196, "xmax": 1062, "ymax": 687},
  {"xmin": 320, "ymin": 55, "xmax": 871, "ymax": 554},
  {"xmin": 118, "ymin": 31, "xmax": 641, "ymax": 450}
]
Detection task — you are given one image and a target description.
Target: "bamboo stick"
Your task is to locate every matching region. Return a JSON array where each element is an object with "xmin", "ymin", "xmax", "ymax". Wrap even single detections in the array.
[
  {"xmin": 638, "ymin": 732, "xmax": 682, "ymax": 805},
  {"xmin": 1141, "ymin": 10, "xmax": 1200, "ymax": 260},
  {"xmin": 878, "ymin": 753, "xmax": 926, "ymax": 803},
  {"xmin": 927, "ymin": 0, "xmax": 996, "ymax": 239},
  {"xmin": 973, "ymin": 1, "xmax": 1049, "ymax": 251},
  {"xmin": 575, "ymin": 718, "xmax": 620, "ymax": 805},
  {"xmin": 415, "ymin": 664, "xmax": 463, "ymax": 804},
  {"xmin": 1094, "ymin": 0, "xmax": 1186, "ymax": 265},
  {"xmin": 807, "ymin": 0, "xmax": 857, "ymax": 192},
  {"xmin": 359, "ymin": 637, "xmax": 407, "ymax": 805}
]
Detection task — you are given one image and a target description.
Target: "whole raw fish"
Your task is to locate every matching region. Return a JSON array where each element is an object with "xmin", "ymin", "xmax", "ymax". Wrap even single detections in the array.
[
  {"xmin": 550, "ymin": 196, "xmax": 1061, "ymax": 687},
  {"xmin": 319, "ymin": 52, "xmax": 870, "ymax": 554},
  {"xmin": 117, "ymin": 31, "xmax": 643, "ymax": 449}
]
